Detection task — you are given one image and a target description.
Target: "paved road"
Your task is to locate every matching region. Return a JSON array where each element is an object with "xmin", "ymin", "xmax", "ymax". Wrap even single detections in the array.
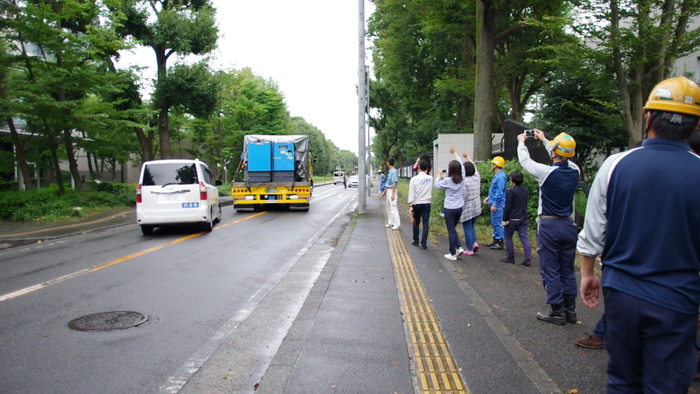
[{"xmin": 0, "ymin": 184, "xmax": 358, "ymax": 394}]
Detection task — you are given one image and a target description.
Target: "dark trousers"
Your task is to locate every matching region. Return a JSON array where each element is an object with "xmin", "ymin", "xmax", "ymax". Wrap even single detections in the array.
[
  {"xmin": 594, "ymin": 314, "xmax": 605, "ymax": 340},
  {"xmin": 537, "ymin": 218, "xmax": 577, "ymax": 305},
  {"xmin": 443, "ymin": 207, "xmax": 462, "ymax": 255},
  {"xmin": 604, "ymin": 288, "xmax": 697, "ymax": 394},
  {"xmin": 504, "ymin": 219, "xmax": 531, "ymax": 259},
  {"xmin": 412, "ymin": 203, "xmax": 430, "ymax": 247}
]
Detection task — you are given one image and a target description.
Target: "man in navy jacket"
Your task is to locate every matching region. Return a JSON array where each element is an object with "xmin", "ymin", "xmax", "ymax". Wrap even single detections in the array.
[{"xmin": 578, "ymin": 77, "xmax": 700, "ymax": 394}]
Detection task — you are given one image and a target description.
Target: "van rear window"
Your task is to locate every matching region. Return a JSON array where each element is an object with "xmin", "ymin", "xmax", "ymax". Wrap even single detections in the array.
[{"xmin": 142, "ymin": 163, "xmax": 199, "ymax": 186}]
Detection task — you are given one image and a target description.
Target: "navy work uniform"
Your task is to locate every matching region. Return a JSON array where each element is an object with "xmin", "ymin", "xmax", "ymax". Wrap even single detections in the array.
[{"xmin": 518, "ymin": 135, "xmax": 580, "ymax": 324}]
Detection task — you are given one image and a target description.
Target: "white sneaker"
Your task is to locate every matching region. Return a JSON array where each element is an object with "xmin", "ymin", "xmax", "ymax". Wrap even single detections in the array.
[
  {"xmin": 444, "ymin": 253, "xmax": 457, "ymax": 261},
  {"xmin": 385, "ymin": 224, "xmax": 392, "ymax": 228},
  {"xmin": 456, "ymin": 247, "xmax": 465, "ymax": 255},
  {"xmin": 391, "ymin": 226, "xmax": 400, "ymax": 230}
]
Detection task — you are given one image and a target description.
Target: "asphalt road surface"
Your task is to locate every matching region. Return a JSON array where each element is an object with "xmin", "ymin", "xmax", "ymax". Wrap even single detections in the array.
[{"xmin": 0, "ymin": 184, "xmax": 357, "ymax": 394}]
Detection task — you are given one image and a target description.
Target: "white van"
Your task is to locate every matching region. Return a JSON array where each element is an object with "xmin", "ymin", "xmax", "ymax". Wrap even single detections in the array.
[
  {"xmin": 136, "ymin": 159, "xmax": 222, "ymax": 235},
  {"xmin": 333, "ymin": 171, "xmax": 345, "ymax": 185}
]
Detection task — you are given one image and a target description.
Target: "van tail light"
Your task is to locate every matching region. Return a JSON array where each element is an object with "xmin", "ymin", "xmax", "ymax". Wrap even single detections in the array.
[
  {"xmin": 199, "ymin": 182, "xmax": 207, "ymax": 201},
  {"xmin": 136, "ymin": 184, "xmax": 142, "ymax": 203}
]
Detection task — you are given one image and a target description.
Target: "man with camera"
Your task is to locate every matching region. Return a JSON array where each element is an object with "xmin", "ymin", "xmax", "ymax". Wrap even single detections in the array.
[{"xmin": 517, "ymin": 129, "xmax": 580, "ymax": 325}]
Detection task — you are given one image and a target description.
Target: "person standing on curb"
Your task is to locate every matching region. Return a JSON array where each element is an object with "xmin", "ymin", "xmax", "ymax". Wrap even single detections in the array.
[
  {"xmin": 378, "ymin": 169, "xmax": 386, "ymax": 195},
  {"xmin": 484, "ymin": 156, "xmax": 506, "ymax": 250},
  {"xmin": 408, "ymin": 160, "xmax": 432, "ymax": 249},
  {"xmin": 578, "ymin": 76, "xmax": 700, "ymax": 393},
  {"xmin": 518, "ymin": 130, "xmax": 580, "ymax": 325},
  {"xmin": 434, "ymin": 147, "xmax": 465, "ymax": 261},
  {"xmin": 380, "ymin": 158, "xmax": 400, "ymax": 230},
  {"xmin": 499, "ymin": 171, "xmax": 532, "ymax": 266},
  {"xmin": 459, "ymin": 151, "xmax": 481, "ymax": 256}
]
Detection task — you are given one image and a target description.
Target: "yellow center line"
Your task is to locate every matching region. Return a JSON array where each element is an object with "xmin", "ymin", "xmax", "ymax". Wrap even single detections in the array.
[
  {"xmin": 0, "ymin": 212, "xmax": 266, "ymax": 303},
  {"xmin": 386, "ymin": 227, "xmax": 469, "ymax": 394}
]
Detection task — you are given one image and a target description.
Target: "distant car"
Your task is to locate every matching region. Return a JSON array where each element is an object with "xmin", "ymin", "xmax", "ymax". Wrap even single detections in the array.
[
  {"xmin": 136, "ymin": 159, "xmax": 223, "ymax": 235},
  {"xmin": 333, "ymin": 171, "xmax": 345, "ymax": 185},
  {"xmin": 347, "ymin": 175, "xmax": 359, "ymax": 188}
]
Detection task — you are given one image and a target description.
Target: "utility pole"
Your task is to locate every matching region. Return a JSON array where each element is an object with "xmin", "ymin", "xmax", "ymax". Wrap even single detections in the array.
[
  {"xmin": 357, "ymin": 0, "xmax": 366, "ymax": 213},
  {"xmin": 366, "ymin": 64, "xmax": 371, "ymax": 197}
]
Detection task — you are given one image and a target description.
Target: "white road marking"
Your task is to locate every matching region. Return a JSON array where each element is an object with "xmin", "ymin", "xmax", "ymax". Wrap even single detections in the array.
[{"xmin": 159, "ymin": 197, "xmax": 358, "ymax": 394}]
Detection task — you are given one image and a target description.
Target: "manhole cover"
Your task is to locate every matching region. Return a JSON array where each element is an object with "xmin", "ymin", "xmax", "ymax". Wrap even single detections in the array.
[{"xmin": 68, "ymin": 311, "xmax": 148, "ymax": 332}]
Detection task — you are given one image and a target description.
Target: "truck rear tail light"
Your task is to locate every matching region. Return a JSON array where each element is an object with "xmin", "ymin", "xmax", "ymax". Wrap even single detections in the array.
[
  {"xmin": 136, "ymin": 184, "xmax": 142, "ymax": 203},
  {"xmin": 200, "ymin": 182, "xmax": 207, "ymax": 201}
]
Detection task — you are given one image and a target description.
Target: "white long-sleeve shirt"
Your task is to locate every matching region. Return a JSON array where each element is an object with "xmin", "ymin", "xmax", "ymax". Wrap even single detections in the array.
[{"xmin": 408, "ymin": 172, "xmax": 433, "ymax": 205}]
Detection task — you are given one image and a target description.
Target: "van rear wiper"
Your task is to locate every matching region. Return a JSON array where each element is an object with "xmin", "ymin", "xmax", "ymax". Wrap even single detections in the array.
[{"xmin": 161, "ymin": 182, "xmax": 189, "ymax": 188}]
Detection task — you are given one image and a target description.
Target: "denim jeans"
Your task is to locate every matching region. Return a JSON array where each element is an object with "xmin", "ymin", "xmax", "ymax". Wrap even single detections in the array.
[
  {"xmin": 412, "ymin": 203, "xmax": 430, "ymax": 247},
  {"xmin": 462, "ymin": 217, "xmax": 477, "ymax": 251},
  {"xmin": 443, "ymin": 207, "xmax": 463, "ymax": 255}
]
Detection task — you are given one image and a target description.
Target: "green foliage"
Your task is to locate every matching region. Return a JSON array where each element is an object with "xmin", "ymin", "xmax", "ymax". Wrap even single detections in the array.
[
  {"xmin": 538, "ymin": 74, "xmax": 627, "ymax": 181},
  {"xmin": 0, "ymin": 183, "xmax": 136, "ymax": 221}
]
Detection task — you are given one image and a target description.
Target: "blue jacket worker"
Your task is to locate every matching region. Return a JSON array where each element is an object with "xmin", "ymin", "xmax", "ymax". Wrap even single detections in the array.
[
  {"xmin": 517, "ymin": 130, "xmax": 580, "ymax": 326},
  {"xmin": 499, "ymin": 171, "xmax": 532, "ymax": 266},
  {"xmin": 483, "ymin": 156, "xmax": 506, "ymax": 250},
  {"xmin": 577, "ymin": 77, "xmax": 700, "ymax": 394},
  {"xmin": 378, "ymin": 169, "xmax": 386, "ymax": 194}
]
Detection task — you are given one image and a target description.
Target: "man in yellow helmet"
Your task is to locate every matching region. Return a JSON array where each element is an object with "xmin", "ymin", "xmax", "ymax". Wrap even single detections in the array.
[
  {"xmin": 517, "ymin": 130, "xmax": 580, "ymax": 325},
  {"xmin": 577, "ymin": 77, "xmax": 700, "ymax": 393},
  {"xmin": 483, "ymin": 156, "xmax": 507, "ymax": 249}
]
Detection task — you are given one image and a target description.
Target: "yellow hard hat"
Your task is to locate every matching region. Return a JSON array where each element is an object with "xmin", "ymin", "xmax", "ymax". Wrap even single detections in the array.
[
  {"xmin": 491, "ymin": 156, "xmax": 505, "ymax": 168},
  {"xmin": 377, "ymin": 169, "xmax": 382, "ymax": 173},
  {"xmin": 549, "ymin": 133, "xmax": 576, "ymax": 158},
  {"xmin": 643, "ymin": 77, "xmax": 700, "ymax": 118}
]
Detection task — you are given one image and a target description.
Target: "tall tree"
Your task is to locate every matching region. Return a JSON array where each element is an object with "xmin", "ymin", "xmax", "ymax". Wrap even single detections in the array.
[
  {"xmin": 579, "ymin": 0, "xmax": 700, "ymax": 145},
  {"xmin": 6, "ymin": 0, "xmax": 130, "ymax": 193},
  {"xmin": 114, "ymin": 0, "xmax": 218, "ymax": 159},
  {"xmin": 0, "ymin": 9, "xmax": 32, "ymax": 190}
]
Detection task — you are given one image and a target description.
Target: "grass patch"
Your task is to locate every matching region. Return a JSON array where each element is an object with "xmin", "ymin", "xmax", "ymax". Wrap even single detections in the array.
[{"xmin": 0, "ymin": 182, "xmax": 136, "ymax": 222}]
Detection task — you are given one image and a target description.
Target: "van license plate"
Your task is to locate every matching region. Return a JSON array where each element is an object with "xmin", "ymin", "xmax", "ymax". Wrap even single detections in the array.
[{"xmin": 182, "ymin": 202, "xmax": 199, "ymax": 208}]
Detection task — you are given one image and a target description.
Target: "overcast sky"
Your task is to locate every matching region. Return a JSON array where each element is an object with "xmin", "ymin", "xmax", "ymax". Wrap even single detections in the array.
[{"xmin": 117, "ymin": 0, "xmax": 375, "ymax": 155}]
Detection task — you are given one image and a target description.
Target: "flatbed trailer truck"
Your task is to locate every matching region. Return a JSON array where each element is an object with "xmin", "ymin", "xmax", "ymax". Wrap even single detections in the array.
[{"xmin": 231, "ymin": 135, "xmax": 312, "ymax": 212}]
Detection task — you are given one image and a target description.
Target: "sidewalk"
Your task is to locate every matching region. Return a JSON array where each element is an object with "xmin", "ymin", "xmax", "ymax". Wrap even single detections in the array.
[{"xmin": 263, "ymin": 190, "xmax": 606, "ymax": 393}]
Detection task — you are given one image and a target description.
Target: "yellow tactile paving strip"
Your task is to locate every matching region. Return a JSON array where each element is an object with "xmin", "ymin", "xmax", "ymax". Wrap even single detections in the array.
[{"xmin": 387, "ymin": 229, "xmax": 469, "ymax": 394}]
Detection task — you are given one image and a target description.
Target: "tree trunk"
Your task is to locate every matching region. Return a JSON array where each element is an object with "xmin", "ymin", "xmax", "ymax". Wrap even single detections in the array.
[
  {"xmin": 86, "ymin": 150, "xmax": 96, "ymax": 181},
  {"xmin": 473, "ymin": 0, "xmax": 497, "ymax": 161},
  {"xmin": 49, "ymin": 140, "xmax": 64, "ymax": 195},
  {"xmin": 155, "ymin": 48, "xmax": 171, "ymax": 159},
  {"xmin": 134, "ymin": 127, "xmax": 154, "ymax": 161},
  {"xmin": 610, "ymin": 0, "xmax": 642, "ymax": 146},
  {"xmin": 63, "ymin": 128, "xmax": 84, "ymax": 192},
  {"xmin": 650, "ymin": 0, "xmax": 677, "ymax": 85},
  {"xmin": 6, "ymin": 117, "xmax": 32, "ymax": 191}
]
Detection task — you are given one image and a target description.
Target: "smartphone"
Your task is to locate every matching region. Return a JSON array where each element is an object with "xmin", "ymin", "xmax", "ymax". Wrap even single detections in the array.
[{"xmin": 524, "ymin": 129, "xmax": 535, "ymax": 137}]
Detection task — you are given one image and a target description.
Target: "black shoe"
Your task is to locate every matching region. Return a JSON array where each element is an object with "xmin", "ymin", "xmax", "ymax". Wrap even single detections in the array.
[
  {"xmin": 484, "ymin": 238, "xmax": 498, "ymax": 247},
  {"xmin": 412, "ymin": 241, "xmax": 419, "ymax": 246},
  {"xmin": 500, "ymin": 256, "xmax": 515, "ymax": 264},
  {"xmin": 521, "ymin": 259, "xmax": 531, "ymax": 267},
  {"xmin": 563, "ymin": 297, "xmax": 577, "ymax": 324},
  {"xmin": 421, "ymin": 244, "xmax": 427, "ymax": 249},
  {"xmin": 537, "ymin": 304, "xmax": 566, "ymax": 325},
  {"xmin": 489, "ymin": 240, "xmax": 503, "ymax": 250}
]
